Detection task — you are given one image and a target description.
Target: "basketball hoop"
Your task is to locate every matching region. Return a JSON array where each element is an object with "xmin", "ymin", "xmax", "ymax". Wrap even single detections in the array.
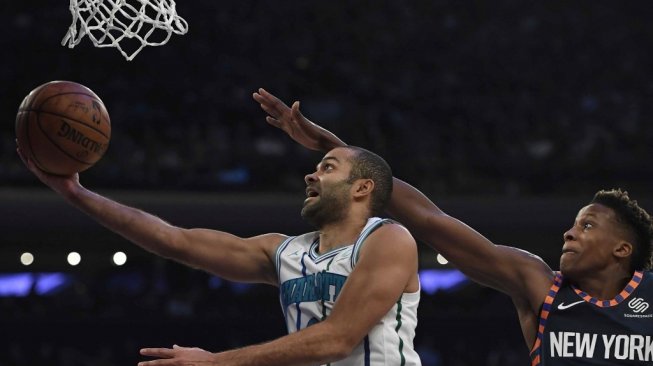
[{"xmin": 62, "ymin": 0, "xmax": 189, "ymax": 61}]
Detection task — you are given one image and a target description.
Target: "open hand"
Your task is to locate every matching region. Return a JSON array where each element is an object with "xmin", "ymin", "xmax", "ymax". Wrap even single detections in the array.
[
  {"xmin": 139, "ymin": 345, "xmax": 216, "ymax": 366},
  {"xmin": 252, "ymin": 88, "xmax": 347, "ymax": 152}
]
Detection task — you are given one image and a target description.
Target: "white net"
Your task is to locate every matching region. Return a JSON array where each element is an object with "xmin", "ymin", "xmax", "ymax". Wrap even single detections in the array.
[{"xmin": 62, "ymin": 0, "xmax": 189, "ymax": 61}]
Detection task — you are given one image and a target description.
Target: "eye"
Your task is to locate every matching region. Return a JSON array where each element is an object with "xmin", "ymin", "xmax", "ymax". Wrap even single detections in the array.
[
  {"xmin": 582, "ymin": 222, "xmax": 593, "ymax": 231},
  {"xmin": 323, "ymin": 163, "xmax": 334, "ymax": 171}
]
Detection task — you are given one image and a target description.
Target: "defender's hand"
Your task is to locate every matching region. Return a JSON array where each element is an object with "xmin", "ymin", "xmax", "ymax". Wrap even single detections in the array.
[{"xmin": 253, "ymin": 88, "xmax": 346, "ymax": 152}]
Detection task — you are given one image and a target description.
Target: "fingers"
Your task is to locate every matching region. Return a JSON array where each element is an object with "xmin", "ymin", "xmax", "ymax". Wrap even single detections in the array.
[
  {"xmin": 265, "ymin": 116, "xmax": 282, "ymax": 127},
  {"xmin": 16, "ymin": 146, "xmax": 27, "ymax": 165},
  {"xmin": 253, "ymin": 88, "xmax": 276, "ymax": 104},
  {"xmin": 252, "ymin": 91, "xmax": 265, "ymax": 104},
  {"xmin": 138, "ymin": 350, "xmax": 173, "ymax": 366},
  {"xmin": 291, "ymin": 101, "xmax": 303, "ymax": 119},
  {"xmin": 254, "ymin": 88, "xmax": 289, "ymax": 111},
  {"xmin": 258, "ymin": 87, "xmax": 274, "ymax": 99},
  {"xmin": 259, "ymin": 103, "xmax": 277, "ymax": 116},
  {"xmin": 254, "ymin": 88, "xmax": 300, "ymax": 133},
  {"xmin": 138, "ymin": 360, "xmax": 167, "ymax": 366},
  {"xmin": 15, "ymin": 142, "xmax": 36, "ymax": 171},
  {"xmin": 253, "ymin": 92, "xmax": 277, "ymax": 115},
  {"xmin": 15, "ymin": 139, "xmax": 27, "ymax": 163},
  {"xmin": 140, "ymin": 348, "xmax": 175, "ymax": 358}
]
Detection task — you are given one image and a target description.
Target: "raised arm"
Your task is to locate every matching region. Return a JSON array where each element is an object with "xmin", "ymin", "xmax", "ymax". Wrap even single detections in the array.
[
  {"xmin": 140, "ymin": 223, "xmax": 419, "ymax": 366},
  {"xmin": 253, "ymin": 88, "xmax": 554, "ymax": 298},
  {"xmin": 387, "ymin": 178, "xmax": 554, "ymax": 294},
  {"xmin": 253, "ymin": 88, "xmax": 346, "ymax": 152},
  {"xmin": 17, "ymin": 145, "xmax": 281, "ymax": 285}
]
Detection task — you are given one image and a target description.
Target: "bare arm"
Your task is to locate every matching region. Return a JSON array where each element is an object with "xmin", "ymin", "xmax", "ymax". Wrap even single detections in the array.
[
  {"xmin": 388, "ymin": 178, "xmax": 553, "ymax": 295},
  {"xmin": 253, "ymin": 88, "xmax": 554, "ymax": 297},
  {"xmin": 17, "ymin": 146, "xmax": 282, "ymax": 285},
  {"xmin": 139, "ymin": 224, "xmax": 419, "ymax": 366}
]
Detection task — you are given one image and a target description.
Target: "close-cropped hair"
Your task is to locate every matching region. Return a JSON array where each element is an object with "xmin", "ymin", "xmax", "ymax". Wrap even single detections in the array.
[
  {"xmin": 345, "ymin": 146, "xmax": 393, "ymax": 217},
  {"xmin": 592, "ymin": 189, "xmax": 653, "ymax": 271}
]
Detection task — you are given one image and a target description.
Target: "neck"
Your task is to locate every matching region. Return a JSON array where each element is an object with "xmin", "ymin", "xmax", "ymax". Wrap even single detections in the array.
[
  {"xmin": 571, "ymin": 267, "xmax": 634, "ymax": 300},
  {"xmin": 317, "ymin": 216, "xmax": 369, "ymax": 254}
]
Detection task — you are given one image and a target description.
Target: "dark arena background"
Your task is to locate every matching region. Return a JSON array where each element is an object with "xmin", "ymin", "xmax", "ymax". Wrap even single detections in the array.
[{"xmin": 2, "ymin": 1, "xmax": 653, "ymax": 365}]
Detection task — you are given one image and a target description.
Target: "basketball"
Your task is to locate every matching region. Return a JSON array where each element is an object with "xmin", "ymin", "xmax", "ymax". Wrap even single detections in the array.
[{"xmin": 15, "ymin": 80, "xmax": 111, "ymax": 175}]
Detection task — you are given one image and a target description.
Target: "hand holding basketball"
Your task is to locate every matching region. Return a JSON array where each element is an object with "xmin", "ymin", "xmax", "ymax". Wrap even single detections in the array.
[{"xmin": 15, "ymin": 80, "xmax": 111, "ymax": 176}]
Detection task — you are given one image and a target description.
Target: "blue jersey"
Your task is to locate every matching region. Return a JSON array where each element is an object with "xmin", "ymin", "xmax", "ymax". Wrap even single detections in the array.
[{"xmin": 530, "ymin": 271, "xmax": 653, "ymax": 365}]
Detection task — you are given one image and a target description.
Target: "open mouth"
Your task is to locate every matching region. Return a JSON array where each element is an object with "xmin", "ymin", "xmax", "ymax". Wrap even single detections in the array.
[{"xmin": 306, "ymin": 188, "xmax": 319, "ymax": 198}]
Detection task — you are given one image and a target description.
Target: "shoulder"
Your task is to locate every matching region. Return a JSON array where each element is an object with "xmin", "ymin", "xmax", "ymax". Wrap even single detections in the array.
[
  {"xmin": 353, "ymin": 221, "xmax": 418, "ymax": 287},
  {"xmin": 364, "ymin": 217, "xmax": 411, "ymax": 237},
  {"xmin": 264, "ymin": 231, "xmax": 324, "ymax": 253},
  {"xmin": 249, "ymin": 232, "xmax": 290, "ymax": 244},
  {"xmin": 362, "ymin": 221, "xmax": 417, "ymax": 254},
  {"xmin": 376, "ymin": 220, "xmax": 413, "ymax": 237},
  {"xmin": 637, "ymin": 270, "xmax": 653, "ymax": 287},
  {"xmin": 496, "ymin": 244, "xmax": 553, "ymax": 274},
  {"xmin": 246, "ymin": 232, "xmax": 292, "ymax": 255}
]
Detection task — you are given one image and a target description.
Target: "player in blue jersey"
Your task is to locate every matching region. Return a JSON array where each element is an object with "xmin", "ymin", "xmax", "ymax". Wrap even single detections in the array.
[
  {"xmin": 17, "ymin": 141, "xmax": 422, "ymax": 364},
  {"xmin": 254, "ymin": 88, "xmax": 653, "ymax": 365}
]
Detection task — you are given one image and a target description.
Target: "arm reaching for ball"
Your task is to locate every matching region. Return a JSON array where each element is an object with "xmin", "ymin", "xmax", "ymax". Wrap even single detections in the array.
[
  {"xmin": 16, "ymin": 142, "xmax": 282, "ymax": 286},
  {"xmin": 17, "ymin": 89, "xmax": 424, "ymax": 366}
]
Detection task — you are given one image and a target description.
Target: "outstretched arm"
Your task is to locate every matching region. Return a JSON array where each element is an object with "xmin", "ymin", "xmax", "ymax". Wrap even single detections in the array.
[
  {"xmin": 17, "ymin": 145, "xmax": 281, "ymax": 285},
  {"xmin": 140, "ymin": 224, "xmax": 419, "ymax": 366},
  {"xmin": 253, "ymin": 88, "xmax": 554, "ymax": 298},
  {"xmin": 386, "ymin": 178, "xmax": 554, "ymax": 294}
]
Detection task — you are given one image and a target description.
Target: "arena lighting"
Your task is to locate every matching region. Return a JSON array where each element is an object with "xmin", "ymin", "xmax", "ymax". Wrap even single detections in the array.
[
  {"xmin": 67, "ymin": 252, "xmax": 81, "ymax": 266},
  {"xmin": 419, "ymin": 269, "xmax": 468, "ymax": 294},
  {"xmin": 436, "ymin": 253, "xmax": 449, "ymax": 265},
  {"xmin": 208, "ymin": 276, "xmax": 223, "ymax": 289},
  {"xmin": 112, "ymin": 251, "xmax": 127, "ymax": 266},
  {"xmin": 34, "ymin": 273, "xmax": 71, "ymax": 295},
  {"xmin": 20, "ymin": 252, "xmax": 34, "ymax": 266},
  {"xmin": 0, "ymin": 273, "xmax": 31, "ymax": 296},
  {"xmin": 0, "ymin": 273, "xmax": 73, "ymax": 297}
]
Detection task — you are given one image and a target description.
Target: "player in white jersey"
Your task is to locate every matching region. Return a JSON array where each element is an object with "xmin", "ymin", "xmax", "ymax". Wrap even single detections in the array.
[
  {"xmin": 18, "ymin": 133, "xmax": 422, "ymax": 365},
  {"xmin": 277, "ymin": 216, "xmax": 421, "ymax": 365},
  {"xmin": 254, "ymin": 88, "xmax": 653, "ymax": 365}
]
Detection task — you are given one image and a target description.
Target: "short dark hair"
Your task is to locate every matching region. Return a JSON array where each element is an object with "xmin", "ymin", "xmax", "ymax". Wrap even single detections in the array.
[
  {"xmin": 591, "ymin": 189, "xmax": 653, "ymax": 271},
  {"xmin": 344, "ymin": 146, "xmax": 393, "ymax": 217}
]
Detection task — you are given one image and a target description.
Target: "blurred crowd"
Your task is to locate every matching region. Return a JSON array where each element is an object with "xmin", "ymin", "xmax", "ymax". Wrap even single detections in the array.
[{"xmin": 2, "ymin": 1, "xmax": 652, "ymax": 197}]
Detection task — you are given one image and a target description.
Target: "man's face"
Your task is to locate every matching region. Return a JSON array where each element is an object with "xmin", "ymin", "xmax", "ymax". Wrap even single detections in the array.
[
  {"xmin": 301, "ymin": 148, "xmax": 355, "ymax": 228},
  {"xmin": 560, "ymin": 203, "xmax": 628, "ymax": 279}
]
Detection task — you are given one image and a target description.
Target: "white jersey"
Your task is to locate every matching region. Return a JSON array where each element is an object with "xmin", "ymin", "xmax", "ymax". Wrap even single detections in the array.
[{"xmin": 275, "ymin": 217, "xmax": 421, "ymax": 366}]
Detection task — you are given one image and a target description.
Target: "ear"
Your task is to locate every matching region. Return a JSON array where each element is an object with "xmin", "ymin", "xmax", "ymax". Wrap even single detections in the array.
[
  {"xmin": 351, "ymin": 178, "xmax": 375, "ymax": 199},
  {"xmin": 613, "ymin": 240, "xmax": 633, "ymax": 259}
]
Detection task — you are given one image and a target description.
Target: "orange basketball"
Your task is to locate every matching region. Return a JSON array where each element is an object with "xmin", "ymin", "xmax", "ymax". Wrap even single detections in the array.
[{"xmin": 15, "ymin": 81, "xmax": 111, "ymax": 175}]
